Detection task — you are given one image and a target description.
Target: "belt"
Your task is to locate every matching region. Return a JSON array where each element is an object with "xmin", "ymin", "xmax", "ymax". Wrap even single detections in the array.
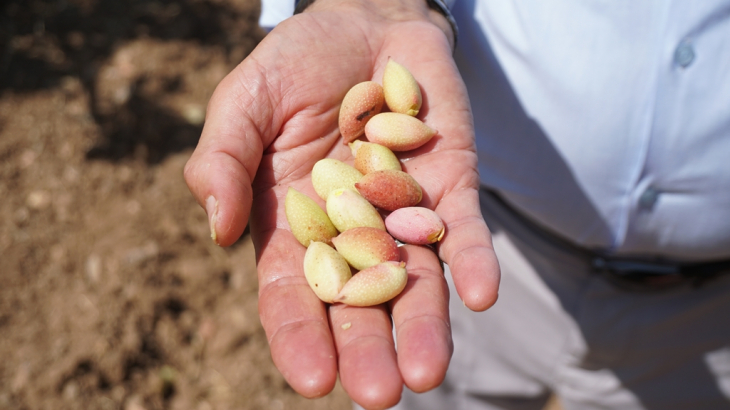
[
  {"xmin": 483, "ymin": 189, "xmax": 730, "ymax": 291},
  {"xmin": 591, "ymin": 256, "xmax": 730, "ymax": 291}
]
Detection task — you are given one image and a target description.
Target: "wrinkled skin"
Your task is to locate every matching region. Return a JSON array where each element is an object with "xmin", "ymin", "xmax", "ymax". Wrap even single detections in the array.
[{"xmin": 183, "ymin": 1, "xmax": 501, "ymax": 409}]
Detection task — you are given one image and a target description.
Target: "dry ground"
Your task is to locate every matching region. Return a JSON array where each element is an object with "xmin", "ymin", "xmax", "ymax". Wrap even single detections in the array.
[{"xmin": 0, "ymin": 1, "xmax": 350, "ymax": 409}]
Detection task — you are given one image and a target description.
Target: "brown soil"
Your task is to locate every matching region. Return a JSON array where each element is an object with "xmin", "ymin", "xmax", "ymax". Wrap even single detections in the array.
[
  {"xmin": 0, "ymin": 2, "xmax": 569, "ymax": 409},
  {"xmin": 0, "ymin": 1, "xmax": 350, "ymax": 409}
]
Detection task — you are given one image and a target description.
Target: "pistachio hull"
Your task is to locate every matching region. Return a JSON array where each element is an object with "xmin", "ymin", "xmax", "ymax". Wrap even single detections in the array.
[
  {"xmin": 355, "ymin": 170, "xmax": 422, "ymax": 211},
  {"xmin": 349, "ymin": 140, "xmax": 402, "ymax": 174},
  {"xmin": 326, "ymin": 188, "xmax": 385, "ymax": 232},
  {"xmin": 334, "ymin": 261, "xmax": 407, "ymax": 306},
  {"xmin": 339, "ymin": 81, "xmax": 385, "ymax": 143},
  {"xmin": 332, "ymin": 227, "xmax": 399, "ymax": 270},
  {"xmin": 304, "ymin": 242, "xmax": 353, "ymax": 303},
  {"xmin": 311, "ymin": 158, "xmax": 363, "ymax": 200},
  {"xmin": 382, "ymin": 58, "xmax": 422, "ymax": 117},
  {"xmin": 285, "ymin": 187, "xmax": 338, "ymax": 247},
  {"xmin": 364, "ymin": 112, "xmax": 436, "ymax": 151},
  {"xmin": 385, "ymin": 207, "xmax": 445, "ymax": 245}
]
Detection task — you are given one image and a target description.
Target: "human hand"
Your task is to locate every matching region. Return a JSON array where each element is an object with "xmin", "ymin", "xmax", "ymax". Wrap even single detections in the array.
[{"xmin": 184, "ymin": 1, "xmax": 500, "ymax": 408}]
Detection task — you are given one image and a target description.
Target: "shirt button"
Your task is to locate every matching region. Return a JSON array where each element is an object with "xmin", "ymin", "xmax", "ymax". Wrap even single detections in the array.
[
  {"xmin": 674, "ymin": 42, "xmax": 695, "ymax": 68},
  {"xmin": 639, "ymin": 187, "xmax": 660, "ymax": 209}
]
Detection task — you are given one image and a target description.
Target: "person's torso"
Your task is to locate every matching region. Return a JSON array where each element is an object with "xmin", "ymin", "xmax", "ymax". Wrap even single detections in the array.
[{"xmin": 454, "ymin": 0, "xmax": 730, "ymax": 260}]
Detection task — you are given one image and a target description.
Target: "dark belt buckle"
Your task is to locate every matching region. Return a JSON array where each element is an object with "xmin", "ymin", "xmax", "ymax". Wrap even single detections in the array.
[{"xmin": 592, "ymin": 257, "xmax": 686, "ymax": 291}]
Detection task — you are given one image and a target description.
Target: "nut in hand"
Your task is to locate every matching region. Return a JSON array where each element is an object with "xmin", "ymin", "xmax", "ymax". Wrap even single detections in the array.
[
  {"xmin": 355, "ymin": 169, "xmax": 423, "ymax": 212},
  {"xmin": 304, "ymin": 242, "xmax": 353, "ymax": 303},
  {"xmin": 385, "ymin": 206, "xmax": 445, "ymax": 245},
  {"xmin": 334, "ymin": 261, "xmax": 407, "ymax": 306},
  {"xmin": 383, "ymin": 58, "xmax": 422, "ymax": 117},
  {"xmin": 332, "ymin": 227, "xmax": 400, "ymax": 270},
  {"xmin": 349, "ymin": 140, "xmax": 402, "ymax": 174},
  {"xmin": 364, "ymin": 112, "xmax": 436, "ymax": 152},
  {"xmin": 339, "ymin": 81, "xmax": 385, "ymax": 143},
  {"xmin": 326, "ymin": 188, "xmax": 386, "ymax": 232},
  {"xmin": 311, "ymin": 158, "xmax": 363, "ymax": 200},
  {"xmin": 285, "ymin": 187, "xmax": 338, "ymax": 247}
]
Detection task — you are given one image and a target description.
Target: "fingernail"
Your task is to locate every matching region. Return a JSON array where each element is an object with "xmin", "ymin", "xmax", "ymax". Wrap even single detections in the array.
[{"xmin": 206, "ymin": 195, "xmax": 219, "ymax": 244}]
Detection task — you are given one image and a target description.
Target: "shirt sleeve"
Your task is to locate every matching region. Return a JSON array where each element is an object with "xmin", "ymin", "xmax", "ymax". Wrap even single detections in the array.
[
  {"xmin": 259, "ymin": 0, "xmax": 295, "ymax": 31},
  {"xmin": 259, "ymin": 0, "xmax": 458, "ymax": 31}
]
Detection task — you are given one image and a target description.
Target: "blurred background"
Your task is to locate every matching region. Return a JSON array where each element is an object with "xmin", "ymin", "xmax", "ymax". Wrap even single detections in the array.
[{"xmin": 0, "ymin": 0, "xmax": 351, "ymax": 409}]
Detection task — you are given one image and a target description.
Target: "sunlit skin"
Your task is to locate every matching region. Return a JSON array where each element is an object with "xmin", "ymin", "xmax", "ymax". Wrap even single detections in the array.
[{"xmin": 183, "ymin": 1, "xmax": 501, "ymax": 409}]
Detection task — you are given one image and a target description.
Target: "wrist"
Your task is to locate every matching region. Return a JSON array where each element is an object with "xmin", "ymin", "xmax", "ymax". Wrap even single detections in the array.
[
  {"xmin": 425, "ymin": 0, "xmax": 457, "ymax": 49},
  {"xmin": 295, "ymin": 0, "xmax": 457, "ymax": 50}
]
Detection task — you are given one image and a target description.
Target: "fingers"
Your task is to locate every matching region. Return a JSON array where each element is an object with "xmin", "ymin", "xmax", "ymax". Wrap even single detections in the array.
[
  {"xmin": 256, "ymin": 226, "xmax": 339, "ymax": 398},
  {"xmin": 437, "ymin": 187, "xmax": 501, "ymax": 312},
  {"xmin": 253, "ymin": 184, "xmax": 404, "ymax": 406},
  {"xmin": 329, "ymin": 304, "xmax": 403, "ymax": 410},
  {"xmin": 377, "ymin": 31, "xmax": 499, "ymax": 312},
  {"xmin": 257, "ymin": 236, "xmax": 461, "ymax": 406},
  {"xmin": 326, "ymin": 244, "xmax": 453, "ymax": 409},
  {"xmin": 403, "ymin": 148, "xmax": 500, "ymax": 312},
  {"xmin": 390, "ymin": 245, "xmax": 452, "ymax": 392}
]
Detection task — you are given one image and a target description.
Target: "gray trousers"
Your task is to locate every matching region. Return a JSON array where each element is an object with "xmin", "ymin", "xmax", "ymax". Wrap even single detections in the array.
[{"xmin": 359, "ymin": 189, "xmax": 730, "ymax": 410}]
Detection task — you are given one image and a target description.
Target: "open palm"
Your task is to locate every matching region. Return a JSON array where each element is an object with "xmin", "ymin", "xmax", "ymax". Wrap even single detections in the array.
[{"xmin": 184, "ymin": 3, "xmax": 500, "ymax": 409}]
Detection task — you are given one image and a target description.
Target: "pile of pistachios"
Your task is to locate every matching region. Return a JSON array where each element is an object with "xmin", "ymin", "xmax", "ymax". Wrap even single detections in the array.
[{"xmin": 285, "ymin": 59, "xmax": 444, "ymax": 307}]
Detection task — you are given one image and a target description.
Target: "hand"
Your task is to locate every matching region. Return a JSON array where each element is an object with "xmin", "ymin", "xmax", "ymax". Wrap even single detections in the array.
[{"xmin": 184, "ymin": 1, "xmax": 500, "ymax": 408}]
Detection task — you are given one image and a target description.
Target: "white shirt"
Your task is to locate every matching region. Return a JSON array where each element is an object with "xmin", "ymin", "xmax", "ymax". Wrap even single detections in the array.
[
  {"xmin": 260, "ymin": 1, "xmax": 730, "ymax": 261},
  {"xmin": 259, "ymin": 0, "xmax": 294, "ymax": 30},
  {"xmin": 454, "ymin": 0, "xmax": 730, "ymax": 260}
]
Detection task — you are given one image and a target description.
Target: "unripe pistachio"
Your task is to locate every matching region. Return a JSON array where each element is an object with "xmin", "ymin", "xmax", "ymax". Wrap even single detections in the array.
[
  {"xmin": 326, "ymin": 188, "xmax": 385, "ymax": 232},
  {"xmin": 364, "ymin": 112, "xmax": 436, "ymax": 151},
  {"xmin": 349, "ymin": 140, "xmax": 402, "ymax": 174},
  {"xmin": 339, "ymin": 81, "xmax": 385, "ymax": 143},
  {"xmin": 332, "ymin": 227, "xmax": 399, "ymax": 270},
  {"xmin": 334, "ymin": 261, "xmax": 407, "ymax": 306},
  {"xmin": 285, "ymin": 187, "xmax": 338, "ymax": 247},
  {"xmin": 311, "ymin": 158, "xmax": 363, "ymax": 200},
  {"xmin": 355, "ymin": 170, "xmax": 422, "ymax": 211},
  {"xmin": 304, "ymin": 242, "xmax": 353, "ymax": 303},
  {"xmin": 385, "ymin": 207, "xmax": 445, "ymax": 245},
  {"xmin": 382, "ymin": 58, "xmax": 422, "ymax": 116}
]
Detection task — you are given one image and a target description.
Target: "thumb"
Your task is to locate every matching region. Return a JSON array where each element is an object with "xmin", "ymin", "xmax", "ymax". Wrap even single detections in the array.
[{"xmin": 184, "ymin": 67, "xmax": 277, "ymax": 246}]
